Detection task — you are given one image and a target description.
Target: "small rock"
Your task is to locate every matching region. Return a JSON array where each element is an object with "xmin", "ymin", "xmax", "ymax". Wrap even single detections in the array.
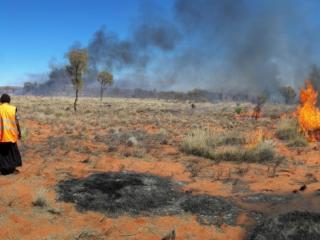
[{"xmin": 127, "ymin": 136, "xmax": 138, "ymax": 146}]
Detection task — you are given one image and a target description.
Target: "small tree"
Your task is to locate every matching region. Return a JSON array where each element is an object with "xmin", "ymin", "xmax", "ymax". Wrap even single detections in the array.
[
  {"xmin": 257, "ymin": 93, "xmax": 268, "ymax": 106},
  {"xmin": 279, "ymin": 86, "xmax": 296, "ymax": 104},
  {"xmin": 66, "ymin": 48, "xmax": 88, "ymax": 111},
  {"xmin": 97, "ymin": 71, "xmax": 113, "ymax": 101}
]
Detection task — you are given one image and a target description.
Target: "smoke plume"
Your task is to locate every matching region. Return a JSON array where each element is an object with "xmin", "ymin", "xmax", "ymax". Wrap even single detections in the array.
[{"xmin": 26, "ymin": 0, "xmax": 320, "ymax": 95}]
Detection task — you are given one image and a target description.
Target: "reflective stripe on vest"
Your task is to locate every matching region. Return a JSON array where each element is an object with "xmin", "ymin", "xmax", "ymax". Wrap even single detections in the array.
[
  {"xmin": 0, "ymin": 103, "xmax": 18, "ymax": 143},
  {"xmin": 2, "ymin": 125, "xmax": 18, "ymax": 131},
  {"xmin": 2, "ymin": 118, "xmax": 16, "ymax": 125}
]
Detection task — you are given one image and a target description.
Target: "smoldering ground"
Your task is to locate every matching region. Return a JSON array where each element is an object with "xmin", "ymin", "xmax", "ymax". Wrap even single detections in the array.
[{"xmin": 26, "ymin": 0, "xmax": 320, "ymax": 95}]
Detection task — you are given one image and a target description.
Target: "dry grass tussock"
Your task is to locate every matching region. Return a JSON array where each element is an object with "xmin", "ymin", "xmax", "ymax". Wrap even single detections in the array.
[
  {"xmin": 276, "ymin": 118, "xmax": 308, "ymax": 147},
  {"xmin": 182, "ymin": 128, "xmax": 281, "ymax": 163},
  {"xmin": 32, "ymin": 188, "xmax": 50, "ymax": 208}
]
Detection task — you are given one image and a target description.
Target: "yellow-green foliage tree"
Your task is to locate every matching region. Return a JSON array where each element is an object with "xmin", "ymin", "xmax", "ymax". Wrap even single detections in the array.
[
  {"xmin": 66, "ymin": 48, "xmax": 88, "ymax": 111},
  {"xmin": 97, "ymin": 71, "xmax": 113, "ymax": 101}
]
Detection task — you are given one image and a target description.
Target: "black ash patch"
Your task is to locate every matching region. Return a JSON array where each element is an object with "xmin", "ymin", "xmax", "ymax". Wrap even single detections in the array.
[
  {"xmin": 56, "ymin": 172, "xmax": 243, "ymax": 225},
  {"xmin": 56, "ymin": 172, "xmax": 183, "ymax": 216},
  {"xmin": 247, "ymin": 211, "xmax": 320, "ymax": 240},
  {"xmin": 180, "ymin": 195, "xmax": 241, "ymax": 225},
  {"xmin": 241, "ymin": 193, "xmax": 296, "ymax": 204}
]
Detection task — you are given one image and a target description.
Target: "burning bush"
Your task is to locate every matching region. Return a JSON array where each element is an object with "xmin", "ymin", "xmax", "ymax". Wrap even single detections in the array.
[{"xmin": 297, "ymin": 81, "xmax": 320, "ymax": 141}]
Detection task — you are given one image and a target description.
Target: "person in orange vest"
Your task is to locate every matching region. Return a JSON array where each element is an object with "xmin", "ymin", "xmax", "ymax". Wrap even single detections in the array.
[{"xmin": 0, "ymin": 94, "xmax": 22, "ymax": 175}]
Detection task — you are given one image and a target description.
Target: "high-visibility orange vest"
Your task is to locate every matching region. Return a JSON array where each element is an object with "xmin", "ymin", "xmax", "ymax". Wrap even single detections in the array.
[{"xmin": 0, "ymin": 103, "xmax": 18, "ymax": 143}]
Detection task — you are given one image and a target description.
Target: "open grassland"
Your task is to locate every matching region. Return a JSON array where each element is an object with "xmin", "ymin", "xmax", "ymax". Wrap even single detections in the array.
[{"xmin": 0, "ymin": 96, "xmax": 319, "ymax": 240}]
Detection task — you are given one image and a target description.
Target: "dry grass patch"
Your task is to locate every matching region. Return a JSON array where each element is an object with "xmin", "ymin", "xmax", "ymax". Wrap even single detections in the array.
[
  {"xmin": 211, "ymin": 141, "xmax": 277, "ymax": 163},
  {"xmin": 181, "ymin": 128, "xmax": 215, "ymax": 158},
  {"xmin": 276, "ymin": 118, "xmax": 308, "ymax": 147},
  {"xmin": 73, "ymin": 229, "xmax": 105, "ymax": 240},
  {"xmin": 182, "ymin": 129, "xmax": 281, "ymax": 163},
  {"xmin": 32, "ymin": 188, "xmax": 62, "ymax": 215}
]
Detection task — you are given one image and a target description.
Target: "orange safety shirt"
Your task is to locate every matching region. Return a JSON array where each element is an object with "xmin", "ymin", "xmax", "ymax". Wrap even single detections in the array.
[{"xmin": 0, "ymin": 103, "xmax": 18, "ymax": 143}]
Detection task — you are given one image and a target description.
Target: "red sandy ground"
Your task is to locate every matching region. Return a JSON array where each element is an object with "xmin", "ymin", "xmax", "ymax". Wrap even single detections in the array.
[{"xmin": 0, "ymin": 99, "xmax": 319, "ymax": 240}]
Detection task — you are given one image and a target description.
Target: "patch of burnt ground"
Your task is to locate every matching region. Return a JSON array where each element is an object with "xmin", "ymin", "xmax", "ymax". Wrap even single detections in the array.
[
  {"xmin": 248, "ymin": 211, "xmax": 320, "ymax": 240},
  {"xmin": 181, "ymin": 195, "xmax": 240, "ymax": 225},
  {"xmin": 56, "ymin": 172, "xmax": 242, "ymax": 225},
  {"xmin": 241, "ymin": 193, "xmax": 296, "ymax": 204}
]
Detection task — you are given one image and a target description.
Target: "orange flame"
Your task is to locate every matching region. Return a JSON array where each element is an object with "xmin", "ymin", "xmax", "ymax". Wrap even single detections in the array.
[{"xmin": 297, "ymin": 81, "xmax": 320, "ymax": 141}]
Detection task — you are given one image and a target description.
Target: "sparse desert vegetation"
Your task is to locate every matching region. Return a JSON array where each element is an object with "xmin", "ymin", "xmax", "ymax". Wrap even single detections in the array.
[
  {"xmin": 0, "ymin": 96, "xmax": 318, "ymax": 240},
  {"xmin": 4, "ymin": 0, "xmax": 320, "ymax": 239}
]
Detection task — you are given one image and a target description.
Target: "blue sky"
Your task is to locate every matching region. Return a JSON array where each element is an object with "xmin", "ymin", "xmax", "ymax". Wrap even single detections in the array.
[
  {"xmin": 0, "ymin": 0, "xmax": 170, "ymax": 86},
  {"xmin": 2, "ymin": 0, "xmax": 320, "ymax": 90}
]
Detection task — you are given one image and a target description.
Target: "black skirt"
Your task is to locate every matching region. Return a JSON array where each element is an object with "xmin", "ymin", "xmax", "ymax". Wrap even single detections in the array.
[{"xmin": 0, "ymin": 143, "xmax": 22, "ymax": 172}]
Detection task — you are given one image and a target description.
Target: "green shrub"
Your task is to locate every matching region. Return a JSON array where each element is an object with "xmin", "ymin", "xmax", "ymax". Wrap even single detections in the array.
[{"xmin": 235, "ymin": 106, "xmax": 242, "ymax": 114}]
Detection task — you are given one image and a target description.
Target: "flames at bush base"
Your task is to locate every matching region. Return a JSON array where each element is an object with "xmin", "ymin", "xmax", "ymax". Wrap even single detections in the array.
[{"xmin": 297, "ymin": 81, "xmax": 320, "ymax": 141}]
